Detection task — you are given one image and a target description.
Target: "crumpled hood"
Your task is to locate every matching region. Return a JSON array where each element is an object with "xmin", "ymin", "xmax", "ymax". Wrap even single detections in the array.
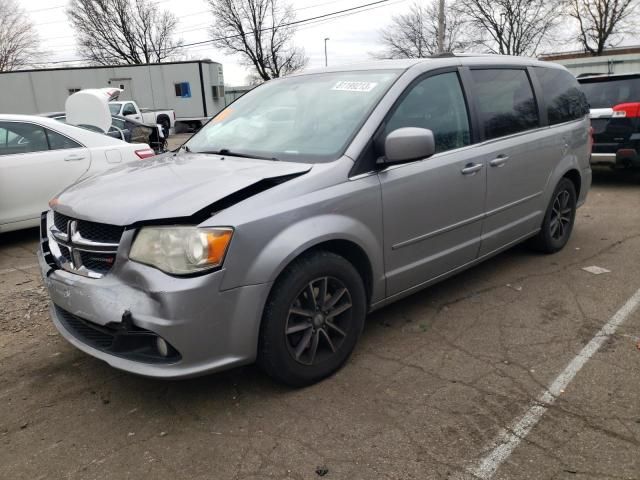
[{"xmin": 53, "ymin": 153, "xmax": 312, "ymax": 225}]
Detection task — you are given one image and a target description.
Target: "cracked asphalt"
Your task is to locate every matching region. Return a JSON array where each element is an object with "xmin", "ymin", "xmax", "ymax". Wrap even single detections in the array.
[{"xmin": 1, "ymin": 167, "xmax": 639, "ymax": 480}]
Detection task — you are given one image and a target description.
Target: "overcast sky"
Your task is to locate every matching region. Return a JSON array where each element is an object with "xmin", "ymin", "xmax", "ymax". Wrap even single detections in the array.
[{"xmin": 24, "ymin": 0, "xmax": 413, "ymax": 85}]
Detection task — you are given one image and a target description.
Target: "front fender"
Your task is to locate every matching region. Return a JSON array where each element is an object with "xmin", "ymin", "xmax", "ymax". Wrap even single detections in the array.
[{"xmin": 222, "ymin": 213, "xmax": 385, "ymax": 304}]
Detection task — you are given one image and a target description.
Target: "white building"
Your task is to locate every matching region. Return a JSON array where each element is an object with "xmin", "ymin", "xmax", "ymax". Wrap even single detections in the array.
[
  {"xmin": 224, "ymin": 85, "xmax": 254, "ymax": 105},
  {"xmin": 540, "ymin": 46, "xmax": 640, "ymax": 76},
  {"xmin": 0, "ymin": 60, "xmax": 226, "ymax": 128}
]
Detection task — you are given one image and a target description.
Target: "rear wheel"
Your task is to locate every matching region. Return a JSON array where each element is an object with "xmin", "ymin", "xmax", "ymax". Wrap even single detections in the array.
[
  {"xmin": 159, "ymin": 118, "xmax": 170, "ymax": 138},
  {"xmin": 529, "ymin": 177, "xmax": 577, "ymax": 253},
  {"xmin": 258, "ymin": 251, "xmax": 366, "ymax": 387}
]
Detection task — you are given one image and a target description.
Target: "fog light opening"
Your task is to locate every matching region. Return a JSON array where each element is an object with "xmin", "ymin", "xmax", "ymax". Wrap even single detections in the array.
[{"xmin": 156, "ymin": 337, "xmax": 169, "ymax": 357}]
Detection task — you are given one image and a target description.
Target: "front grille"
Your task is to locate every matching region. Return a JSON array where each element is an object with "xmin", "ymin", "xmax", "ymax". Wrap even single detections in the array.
[
  {"xmin": 54, "ymin": 212, "xmax": 124, "ymax": 243},
  {"xmin": 58, "ymin": 307, "xmax": 115, "ymax": 348},
  {"xmin": 59, "ymin": 245, "xmax": 72, "ymax": 263},
  {"xmin": 79, "ymin": 251, "xmax": 115, "ymax": 274},
  {"xmin": 51, "ymin": 212, "xmax": 124, "ymax": 277},
  {"xmin": 55, "ymin": 306, "xmax": 181, "ymax": 363},
  {"xmin": 53, "ymin": 211, "xmax": 68, "ymax": 231}
]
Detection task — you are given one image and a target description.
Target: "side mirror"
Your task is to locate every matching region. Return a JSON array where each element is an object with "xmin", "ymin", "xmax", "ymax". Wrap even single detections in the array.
[{"xmin": 381, "ymin": 127, "xmax": 435, "ymax": 164}]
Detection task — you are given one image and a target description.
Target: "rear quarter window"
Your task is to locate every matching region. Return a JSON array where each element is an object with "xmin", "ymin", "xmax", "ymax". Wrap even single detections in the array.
[
  {"xmin": 46, "ymin": 129, "xmax": 82, "ymax": 150},
  {"xmin": 534, "ymin": 67, "xmax": 589, "ymax": 124},
  {"xmin": 470, "ymin": 69, "xmax": 539, "ymax": 140}
]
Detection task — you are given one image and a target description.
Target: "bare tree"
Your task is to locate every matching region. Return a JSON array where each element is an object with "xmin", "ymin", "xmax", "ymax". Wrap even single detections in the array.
[
  {"xmin": 67, "ymin": 0, "xmax": 183, "ymax": 65},
  {"xmin": 0, "ymin": 0, "xmax": 40, "ymax": 71},
  {"xmin": 376, "ymin": 1, "xmax": 467, "ymax": 59},
  {"xmin": 207, "ymin": 0, "xmax": 307, "ymax": 81},
  {"xmin": 455, "ymin": 0, "xmax": 561, "ymax": 56},
  {"xmin": 569, "ymin": 0, "xmax": 637, "ymax": 55}
]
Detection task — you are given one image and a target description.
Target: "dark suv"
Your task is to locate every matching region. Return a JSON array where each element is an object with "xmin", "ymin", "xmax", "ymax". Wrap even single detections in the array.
[{"xmin": 578, "ymin": 73, "xmax": 640, "ymax": 168}]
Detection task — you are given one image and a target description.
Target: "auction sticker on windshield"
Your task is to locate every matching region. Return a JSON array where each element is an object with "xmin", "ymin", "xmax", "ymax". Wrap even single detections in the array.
[{"xmin": 332, "ymin": 81, "xmax": 378, "ymax": 92}]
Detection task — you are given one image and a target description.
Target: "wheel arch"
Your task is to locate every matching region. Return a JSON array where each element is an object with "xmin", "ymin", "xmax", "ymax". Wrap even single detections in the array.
[
  {"xmin": 544, "ymin": 149, "xmax": 585, "ymax": 209},
  {"xmin": 221, "ymin": 210, "xmax": 385, "ymax": 305},
  {"xmin": 562, "ymin": 168, "xmax": 581, "ymax": 198},
  {"xmin": 271, "ymin": 239, "xmax": 375, "ymax": 307}
]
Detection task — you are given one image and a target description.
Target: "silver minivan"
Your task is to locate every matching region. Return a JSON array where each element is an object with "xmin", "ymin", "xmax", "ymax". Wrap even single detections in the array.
[{"xmin": 39, "ymin": 55, "xmax": 591, "ymax": 386}]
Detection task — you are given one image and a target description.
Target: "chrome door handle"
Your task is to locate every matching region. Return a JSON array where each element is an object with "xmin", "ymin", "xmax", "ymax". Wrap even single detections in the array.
[
  {"xmin": 461, "ymin": 163, "xmax": 483, "ymax": 175},
  {"xmin": 64, "ymin": 154, "xmax": 85, "ymax": 161},
  {"xmin": 489, "ymin": 155, "xmax": 509, "ymax": 167}
]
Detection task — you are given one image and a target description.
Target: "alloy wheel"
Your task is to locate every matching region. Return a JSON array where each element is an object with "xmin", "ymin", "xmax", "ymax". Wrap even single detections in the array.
[
  {"xmin": 550, "ymin": 189, "xmax": 572, "ymax": 240},
  {"xmin": 285, "ymin": 277, "xmax": 353, "ymax": 366}
]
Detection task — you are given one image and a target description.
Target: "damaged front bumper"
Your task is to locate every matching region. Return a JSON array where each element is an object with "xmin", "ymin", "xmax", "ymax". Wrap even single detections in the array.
[{"xmin": 38, "ymin": 218, "xmax": 272, "ymax": 379}]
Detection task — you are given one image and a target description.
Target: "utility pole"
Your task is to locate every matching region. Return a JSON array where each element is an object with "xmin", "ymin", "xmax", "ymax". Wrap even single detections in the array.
[
  {"xmin": 324, "ymin": 37, "xmax": 330, "ymax": 67},
  {"xmin": 437, "ymin": 0, "xmax": 445, "ymax": 53}
]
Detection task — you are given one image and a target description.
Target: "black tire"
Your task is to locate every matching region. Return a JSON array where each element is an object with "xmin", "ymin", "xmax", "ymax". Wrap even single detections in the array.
[
  {"xmin": 529, "ymin": 177, "xmax": 577, "ymax": 253},
  {"xmin": 159, "ymin": 118, "xmax": 170, "ymax": 138},
  {"xmin": 257, "ymin": 251, "xmax": 367, "ymax": 387}
]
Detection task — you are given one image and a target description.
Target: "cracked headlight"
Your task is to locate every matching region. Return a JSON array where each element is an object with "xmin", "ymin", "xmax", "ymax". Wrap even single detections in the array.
[{"xmin": 130, "ymin": 226, "xmax": 233, "ymax": 275}]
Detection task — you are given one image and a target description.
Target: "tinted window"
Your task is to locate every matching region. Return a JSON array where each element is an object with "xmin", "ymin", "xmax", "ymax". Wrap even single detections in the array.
[
  {"xmin": 0, "ymin": 122, "xmax": 48, "ymax": 155},
  {"xmin": 470, "ymin": 69, "xmax": 539, "ymax": 140},
  {"xmin": 111, "ymin": 118, "xmax": 127, "ymax": 130},
  {"xmin": 535, "ymin": 67, "xmax": 588, "ymax": 124},
  {"xmin": 578, "ymin": 77, "xmax": 640, "ymax": 109},
  {"xmin": 384, "ymin": 72, "xmax": 471, "ymax": 153},
  {"xmin": 122, "ymin": 103, "xmax": 136, "ymax": 115},
  {"xmin": 46, "ymin": 129, "xmax": 82, "ymax": 150}
]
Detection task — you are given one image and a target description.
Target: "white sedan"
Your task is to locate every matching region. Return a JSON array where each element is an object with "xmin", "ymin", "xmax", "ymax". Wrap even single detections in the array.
[{"xmin": 0, "ymin": 114, "xmax": 155, "ymax": 233}]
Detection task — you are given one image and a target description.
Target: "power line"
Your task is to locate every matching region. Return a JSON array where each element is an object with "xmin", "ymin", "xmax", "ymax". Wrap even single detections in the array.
[
  {"xmin": 37, "ymin": 0, "xmax": 393, "ymax": 65},
  {"xmin": 173, "ymin": 0, "xmax": 370, "ymax": 35},
  {"xmin": 27, "ymin": 0, "xmax": 172, "ymax": 24},
  {"xmin": 169, "ymin": 0, "xmax": 406, "ymax": 56},
  {"xmin": 26, "ymin": 4, "xmax": 67, "ymax": 13},
  {"xmin": 32, "ymin": 0, "xmax": 368, "ymax": 43}
]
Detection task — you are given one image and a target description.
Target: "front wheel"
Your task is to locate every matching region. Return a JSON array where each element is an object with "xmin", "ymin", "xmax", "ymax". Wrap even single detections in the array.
[
  {"xmin": 257, "ymin": 251, "xmax": 367, "ymax": 387},
  {"xmin": 529, "ymin": 177, "xmax": 577, "ymax": 253}
]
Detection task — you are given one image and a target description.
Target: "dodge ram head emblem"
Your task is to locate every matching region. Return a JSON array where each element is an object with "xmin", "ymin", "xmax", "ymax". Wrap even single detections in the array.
[
  {"xmin": 49, "ymin": 216, "xmax": 119, "ymax": 278},
  {"xmin": 66, "ymin": 220, "xmax": 83, "ymax": 269}
]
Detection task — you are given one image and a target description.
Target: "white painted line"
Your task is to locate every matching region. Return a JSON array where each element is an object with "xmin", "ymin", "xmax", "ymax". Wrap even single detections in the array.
[
  {"xmin": 582, "ymin": 265, "xmax": 611, "ymax": 275},
  {"xmin": 463, "ymin": 287, "xmax": 640, "ymax": 480},
  {"xmin": 0, "ymin": 263, "xmax": 39, "ymax": 276}
]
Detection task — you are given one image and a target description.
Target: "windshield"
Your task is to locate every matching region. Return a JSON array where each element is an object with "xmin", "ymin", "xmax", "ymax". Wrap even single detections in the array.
[
  {"xmin": 109, "ymin": 103, "xmax": 121, "ymax": 115},
  {"xmin": 579, "ymin": 77, "xmax": 640, "ymax": 109},
  {"xmin": 185, "ymin": 70, "xmax": 401, "ymax": 162}
]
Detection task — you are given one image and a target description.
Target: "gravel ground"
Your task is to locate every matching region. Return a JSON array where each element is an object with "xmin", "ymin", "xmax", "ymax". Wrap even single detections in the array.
[{"xmin": 1, "ymin": 167, "xmax": 639, "ymax": 480}]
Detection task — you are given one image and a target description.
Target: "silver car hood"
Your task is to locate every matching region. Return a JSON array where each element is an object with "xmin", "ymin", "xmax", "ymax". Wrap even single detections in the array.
[{"xmin": 53, "ymin": 152, "xmax": 312, "ymax": 225}]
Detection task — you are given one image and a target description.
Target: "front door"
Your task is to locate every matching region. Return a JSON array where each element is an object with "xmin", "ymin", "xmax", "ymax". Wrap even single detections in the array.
[
  {"xmin": 0, "ymin": 122, "xmax": 89, "ymax": 226},
  {"xmin": 121, "ymin": 102, "xmax": 142, "ymax": 121},
  {"xmin": 379, "ymin": 71, "xmax": 487, "ymax": 297}
]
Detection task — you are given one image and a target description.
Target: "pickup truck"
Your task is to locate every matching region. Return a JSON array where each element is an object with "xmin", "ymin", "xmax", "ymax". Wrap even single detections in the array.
[{"xmin": 109, "ymin": 101, "xmax": 175, "ymax": 137}]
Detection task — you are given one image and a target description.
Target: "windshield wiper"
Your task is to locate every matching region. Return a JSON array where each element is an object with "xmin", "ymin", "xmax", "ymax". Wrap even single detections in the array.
[{"xmin": 200, "ymin": 148, "xmax": 279, "ymax": 161}]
